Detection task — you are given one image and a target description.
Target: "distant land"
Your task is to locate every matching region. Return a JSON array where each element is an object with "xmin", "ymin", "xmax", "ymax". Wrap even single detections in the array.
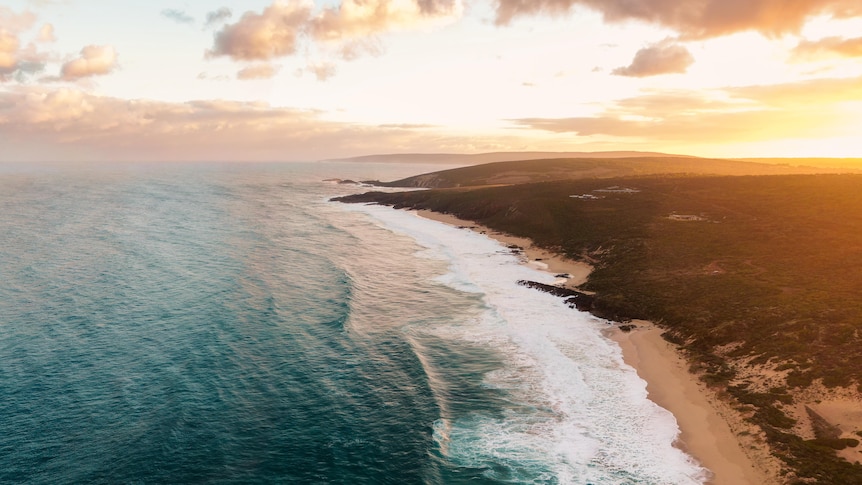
[
  {"xmin": 336, "ymin": 157, "xmax": 862, "ymax": 484},
  {"xmin": 739, "ymin": 158, "xmax": 862, "ymax": 171},
  {"xmin": 325, "ymin": 151, "xmax": 862, "ymax": 172},
  {"xmin": 368, "ymin": 156, "xmax": 859, "ymax": 189},
  {"xmin": 322, "ymin": 150, "xmax": 697, "ymax": 165}
]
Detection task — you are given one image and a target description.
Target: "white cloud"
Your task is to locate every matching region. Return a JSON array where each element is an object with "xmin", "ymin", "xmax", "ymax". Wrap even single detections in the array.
[
  {"xmin": 209, "ymin": 0, "xmax": 464, "ymax": 64},
  {"xmin": 0, "ymin": 8, "xmax": 47, "ymax": 81},
  {"xmin": 612, "ymin": 40, "xmax": 694, "ymax": 77},
  {"xmin": 209, "ymin": 2, "xmax": 312, "ymax": 60},
  {"xmin": 37, "ymin": 23, "xmax": 55, "ymax": 42},
  {"xmin": 236, "ymin": 63, "xmax": 279, "ymax": 80},
  {"xmin": 792, "ymin": 36, "xmax": 862, "ymax": 61},
  {"xmin": 0, "ymin": 30, "xmax": 19, "ymax": 73},
  {"xmin": 0, "ymin": 7, "xmax": 37, "ymax": 32},
  {"xmin": 0, "ymin": 87, "xmax": 538, "ymax": 162},
  {"xmin": 493, "ymin": 0, "xmax": 862, "ymax": 39},
  {"xmin": 61, "ymin": 45, "xmax": 118, "ymax": 80},
  {"xmin": 307, "ymin": 61, "xmax": 336, "ymax": 81}
]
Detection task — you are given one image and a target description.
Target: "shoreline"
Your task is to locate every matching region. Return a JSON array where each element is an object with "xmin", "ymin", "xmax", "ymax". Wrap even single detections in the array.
[
  {"xmin": 608, "ymin": 323, "xmax": 777, "ymax": 485},
  {"xmin": 414, "ymin": 209, "xmax": 776, "ymax": 485},
  {"xmin": 415, "ymin": 210, "xmax": 592, "ymax": 288}
]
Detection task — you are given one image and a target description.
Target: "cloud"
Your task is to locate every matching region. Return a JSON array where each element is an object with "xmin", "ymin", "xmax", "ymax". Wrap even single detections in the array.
[
  {"xmin": 416, "ymin": 0, "xmax": 458, "ymax": 15},
  {"xmin": 612, "ymin": 40, "xmax": 694, "ymax": 77},
  {"xmin": 515, "ymin": 103, "xmax": 773, "ymax": 139},
  {"xmin": 37, "ymin": 23, "xmax": 55, "ymax": 42},
  {"xmin": 307, "ymin": 61, "xmax": 336, "ymax": 81},
  {"xmin": 510, "ymin": 76, "xmax": 862, "ymax": 143},
  {"xmin": 0, "ymin": 88, "xmax": 338, "ymax": 158},
  {"xmin": 10, "ymin": 87, "xmax": 96, "ymax": 124},
  {"xmin": 376, "ymin": 122, "xmax": 435, "ymax": 129},
  {"xmin": 236, "ymin": 63, "xmax": 279, "ymax": 80},
  {"xmin": 204, "ymin": 7, "xmax": 232, "ymax": 28},
  {"xmin": 1, "ymin": 8, "xmax": 36, "ymax": 72},
  {"xmin": 209, "ymin": 0, "xmax": 464, "ymax": 62},
  {"xmin": 161, "ymin": 9, "xmax": 194, "ymax": 25},
  {"xmin": 338, "ymin": 37, "xmax": 384, "ymax": 60},
  {"xmin": 0, "ymin": 87, "xmax": 525, "ymax": 162},
  {"xmin": 727, "ymin": 76, "xmax": 862, "ymax": 106},
  {"xmin": 309, "ymin": 0, "xmax": 462, "ymax": 42},
  {"xmin": 512, "ymin": 109, "xmax": 846, "ymax": 144},
  {"xmin": 12, "ymin": 57, "xmax": 46, "ymax": 81},
  {"xmin": 792, "ymin": 36, "xmax": 862, "ymax": 61},
  {"xmin": 0, "ymin": 8, "xmax": 47, "ymax": 81},
  {"xmin": 0, "ymin": 30, "xmax": 19, "ymax": 74},
  {"xmin": 25, "ymin": 0, "xmax": 70, "ymax": 6},
  {"xmin": 0, "ymin": 7, "xmax": 37, "ymax": 32},
  {"xmin": 209, "ymin": 2, "xmax": 312, "ymax": 60},
  {"xmin": 493, "ymin": 0, "xmax": 862, "ymax": 39},
  {"xmin": 197, "ymin": 71, "xmax": 230, "ymax": 81},
  {"xmin": 60, "ymin": 45, "xmax": 118, "ymax": 80}
]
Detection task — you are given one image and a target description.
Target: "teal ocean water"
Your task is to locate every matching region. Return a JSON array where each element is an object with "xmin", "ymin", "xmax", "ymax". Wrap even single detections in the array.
[{"xmin": 0, "ymin": 162, "xmax": 707, "ymax": 484}]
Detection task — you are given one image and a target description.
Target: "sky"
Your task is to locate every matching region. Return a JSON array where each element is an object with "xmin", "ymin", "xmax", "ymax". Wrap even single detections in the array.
[{"xmin": 1, "ymin": 0, "xmax": 861, "ymax": 162}]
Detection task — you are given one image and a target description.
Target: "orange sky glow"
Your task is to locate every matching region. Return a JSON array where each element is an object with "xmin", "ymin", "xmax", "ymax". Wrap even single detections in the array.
[{"xmin": 1, "ymin": 1, "xmax": 861, "ymax": 162}]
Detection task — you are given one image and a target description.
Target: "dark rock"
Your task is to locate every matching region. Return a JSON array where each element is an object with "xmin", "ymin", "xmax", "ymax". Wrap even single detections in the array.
[
  {"xmin": 517, "ymin": 280, "xmax": 633, "ymax": 323},
  {"xmin": 807, "ymin": 406, "xmax": 842, "ymax": 440}
]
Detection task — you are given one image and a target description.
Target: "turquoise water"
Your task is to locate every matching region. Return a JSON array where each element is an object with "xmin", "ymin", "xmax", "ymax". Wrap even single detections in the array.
[{"xmin": 0, "ymin": 162, "xmax": 706, "ymax": 484}]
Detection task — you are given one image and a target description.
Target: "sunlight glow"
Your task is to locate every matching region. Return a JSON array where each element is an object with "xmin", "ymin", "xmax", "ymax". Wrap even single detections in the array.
[{"xmin": 0, "ymin": 0, "xmax": 860, "ymax": 161}]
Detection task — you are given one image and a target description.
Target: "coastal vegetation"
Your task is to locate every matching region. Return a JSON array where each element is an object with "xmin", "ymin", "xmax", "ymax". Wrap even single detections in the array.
[
  {"xmin": 370, "ymin": 156, "xmax": 855, "ymax": 188},
  {"xmin": 337, "ymin": 166, "xmax": 862, "ymax": 484}
]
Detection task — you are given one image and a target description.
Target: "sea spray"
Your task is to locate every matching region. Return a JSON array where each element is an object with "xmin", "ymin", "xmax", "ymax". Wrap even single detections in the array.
[{"xmin": 346, "ymin": 203, "xmax": 709, "ymax": 484}]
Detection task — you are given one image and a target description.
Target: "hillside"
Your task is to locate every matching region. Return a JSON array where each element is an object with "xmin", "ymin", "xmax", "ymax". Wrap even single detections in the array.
[
  {"xmin": 336, "ymin": 173, "xmax": 862, "ymax": 484},
  {"xmin": 373, "ymin": 156, "xmax": 846, "ymax": 188}
]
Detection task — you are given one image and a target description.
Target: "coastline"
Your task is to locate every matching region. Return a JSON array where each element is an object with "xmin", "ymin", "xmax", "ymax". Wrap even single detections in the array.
[
  {"xmin": 414, "ymin": 209, "xmax": 776, "ymax": 485},
  {"xmin": 415, "ymin": 210, "xmax": 592, "ymax": 288},
  {"xmin": 608, "ymin": 323, "xmax": 778, "ymax": 485}
]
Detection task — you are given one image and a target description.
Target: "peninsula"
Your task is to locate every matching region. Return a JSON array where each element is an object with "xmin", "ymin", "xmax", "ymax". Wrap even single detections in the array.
[{"xmin": 336, "ymin": 156, "xmax": 862, "ymax": 484}]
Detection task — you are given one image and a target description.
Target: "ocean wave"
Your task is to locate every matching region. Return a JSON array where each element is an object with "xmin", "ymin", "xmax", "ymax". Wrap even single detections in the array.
[{"xmin": 348, "ymin": 204, "xmax": 708, "ymax": 484}]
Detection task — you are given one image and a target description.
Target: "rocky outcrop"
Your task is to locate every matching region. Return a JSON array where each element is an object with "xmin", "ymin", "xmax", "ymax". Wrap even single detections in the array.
[{"xmin": 516, "ymin": 280, "xmax": 632, "ymax": 323}]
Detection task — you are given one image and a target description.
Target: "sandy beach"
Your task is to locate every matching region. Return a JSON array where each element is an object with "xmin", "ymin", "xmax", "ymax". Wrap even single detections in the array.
[
  {"xmin": 609, "ymin": 323, "xmax": 778, "ymax": 484},
  {"xmin": 415, "ymin": 209, "xmax": 779, "ymax": 485}
]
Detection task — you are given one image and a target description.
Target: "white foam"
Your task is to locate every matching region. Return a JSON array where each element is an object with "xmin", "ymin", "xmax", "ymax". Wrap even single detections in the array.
[{"xmin": 346, "ymin": 204, "xmax": 709, "ymax": 484}]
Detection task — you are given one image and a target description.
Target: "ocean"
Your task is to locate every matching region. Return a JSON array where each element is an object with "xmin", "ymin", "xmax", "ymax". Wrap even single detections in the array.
[{"xmin": 0, "ymin": 162, "xmax": 707, "ymax": 484}]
